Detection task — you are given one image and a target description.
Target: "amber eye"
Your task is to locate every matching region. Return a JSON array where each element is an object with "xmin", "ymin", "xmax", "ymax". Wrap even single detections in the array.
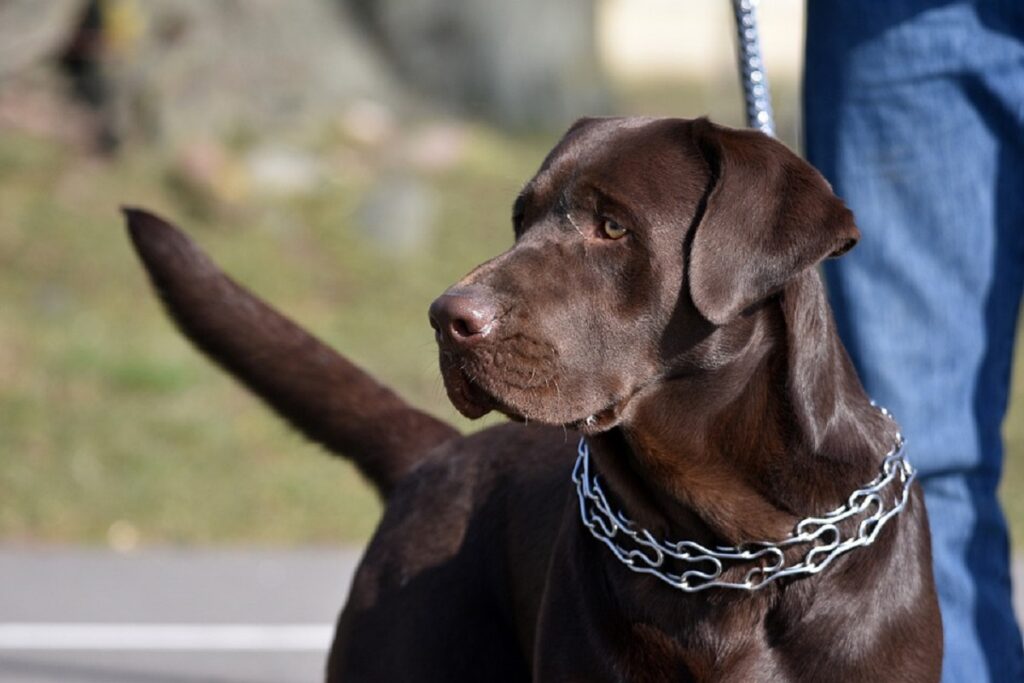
[{"xmin": 601, "ymin": 219, "xmax": 627, "ymax": 240}]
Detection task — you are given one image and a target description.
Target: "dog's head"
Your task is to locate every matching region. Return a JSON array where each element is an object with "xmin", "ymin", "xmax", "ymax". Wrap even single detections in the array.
[{"xmin": 429, "ymin": 117, "xmax": 858, "ymax": 432}]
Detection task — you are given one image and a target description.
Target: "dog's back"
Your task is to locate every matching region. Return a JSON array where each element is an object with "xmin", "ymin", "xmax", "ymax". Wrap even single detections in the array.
[{"xmin": 328, "ymin": 422, "xmax": 571, "ymax": 680}]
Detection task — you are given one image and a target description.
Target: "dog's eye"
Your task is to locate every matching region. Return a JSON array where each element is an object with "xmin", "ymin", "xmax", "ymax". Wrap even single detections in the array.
[{"xmin": 601, "ymin": 219, "xmax": 628, "ymax": 240}]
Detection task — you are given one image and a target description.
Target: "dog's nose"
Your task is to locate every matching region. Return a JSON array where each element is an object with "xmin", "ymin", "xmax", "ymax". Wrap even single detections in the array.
[{"xmin": 429, "ymin": 287, "xmax": 500, "ymax": 346}]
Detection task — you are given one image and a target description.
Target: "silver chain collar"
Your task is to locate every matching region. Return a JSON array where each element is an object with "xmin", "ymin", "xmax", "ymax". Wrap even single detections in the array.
[{"xmin": 572, "ymin": 406, "xmax": 915, "ymax": 593}]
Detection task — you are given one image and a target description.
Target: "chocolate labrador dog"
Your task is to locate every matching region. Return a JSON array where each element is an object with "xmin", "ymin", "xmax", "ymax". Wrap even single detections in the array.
[{"xmin": 125, "ymin": 116, "xmax": 942, "ymax": 682}]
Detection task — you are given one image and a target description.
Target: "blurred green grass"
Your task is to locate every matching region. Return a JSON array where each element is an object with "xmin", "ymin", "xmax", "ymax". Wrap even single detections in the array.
[
  {"xmin": 1, "ymin": 79, "xmax": 1022, "ymax": 548},
  {"xmin": 0, "ymin": 122, "xmax": 538, "ymax": 545}
]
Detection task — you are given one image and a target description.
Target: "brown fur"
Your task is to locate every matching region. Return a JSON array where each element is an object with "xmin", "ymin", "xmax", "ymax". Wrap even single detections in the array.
[{"xmin": 126, "ymin": 116, "xmax": 942, "ymax": 682}]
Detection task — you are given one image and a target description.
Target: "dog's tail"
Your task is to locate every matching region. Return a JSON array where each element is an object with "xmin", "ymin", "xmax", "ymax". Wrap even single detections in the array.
[{"xmin": 123, "ymin": 208, "xmax": 458, "ymax": 497}]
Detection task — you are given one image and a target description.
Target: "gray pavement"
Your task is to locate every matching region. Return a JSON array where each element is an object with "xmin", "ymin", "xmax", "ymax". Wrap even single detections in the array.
[
  {"xmin": 0, "ymin": 547, "xmax": 361, "ymax": 683},
  {"xmin": 1, "ymin": 545, "xmax": 1023, "ymax": 682}
]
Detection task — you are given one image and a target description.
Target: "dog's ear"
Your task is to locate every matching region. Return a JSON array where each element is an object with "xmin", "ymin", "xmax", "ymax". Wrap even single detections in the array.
[{"xmin": 687, "ymin": 118, "xmax": 859, "ymax": 325}]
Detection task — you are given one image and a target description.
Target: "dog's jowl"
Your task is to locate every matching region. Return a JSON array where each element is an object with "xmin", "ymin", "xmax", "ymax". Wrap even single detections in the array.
[{"xmin": 127, "ymin": 116, "xmax": 942, "ymax": 682}]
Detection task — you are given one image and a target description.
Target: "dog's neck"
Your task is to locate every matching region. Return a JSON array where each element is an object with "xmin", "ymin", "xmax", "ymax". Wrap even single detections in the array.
[{"xmin": 591, "ymin": 270, "xmax": 897, "ymax": 546}]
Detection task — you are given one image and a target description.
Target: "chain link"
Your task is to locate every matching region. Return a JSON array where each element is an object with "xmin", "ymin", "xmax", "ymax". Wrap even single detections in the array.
[
  {"xmin": 572, "ymin": 406, "xmax": 915, "ymax": 592},
  {"xmin": 732, "ymin": 0, "xmax": 775, "ymax": 136}
]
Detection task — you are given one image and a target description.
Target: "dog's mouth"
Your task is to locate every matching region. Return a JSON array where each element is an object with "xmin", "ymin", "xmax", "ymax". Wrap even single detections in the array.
[
  {"xmin": 440, "ymin": 364, "xmax": 498, "ymax": 419},
  {"xmin": 569, "ymin": 403, "xmax": 624, "ymax": 436},
  {"xmin": 439, "ymin": 360, "xmax": 536, "ymax": 423},
  {"xmin": 440, "ymin": 358, "xmax": 635, "ymax": 436}
]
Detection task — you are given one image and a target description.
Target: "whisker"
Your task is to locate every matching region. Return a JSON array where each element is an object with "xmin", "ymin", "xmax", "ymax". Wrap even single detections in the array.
[{"xmin": 566, "ymin": 210, "xmax": 585, "ymax": 238}]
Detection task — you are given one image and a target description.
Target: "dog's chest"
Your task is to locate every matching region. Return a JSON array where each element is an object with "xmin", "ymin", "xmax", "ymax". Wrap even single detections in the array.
[
  {"xmin": 533, "ymin": 599, "xmax": 783, "ymax": 683},
  {"xmin": 532, "ymin": 522, "xmax": 786, "ymax": 682}
]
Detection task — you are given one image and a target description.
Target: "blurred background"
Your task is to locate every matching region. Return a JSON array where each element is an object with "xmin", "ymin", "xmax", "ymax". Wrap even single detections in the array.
[{"xmin": 0, "ymin": 0, "xmax": 1021, "ymax": 679}]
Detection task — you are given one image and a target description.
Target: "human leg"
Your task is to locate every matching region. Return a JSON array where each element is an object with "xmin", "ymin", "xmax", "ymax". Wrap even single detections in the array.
[{"xmin": 804, "ymin": 2, "xmax": 1024, "ymax": 680}]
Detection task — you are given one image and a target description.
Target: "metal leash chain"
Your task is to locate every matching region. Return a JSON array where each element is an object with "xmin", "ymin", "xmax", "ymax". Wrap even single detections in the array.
[
  {"xmin": 572, "ymin": 405, "xmax": 916, "ymax": 592},
  {"xmin": 731, "ymin": 0, "xmax": 775, "ymax": 136}
]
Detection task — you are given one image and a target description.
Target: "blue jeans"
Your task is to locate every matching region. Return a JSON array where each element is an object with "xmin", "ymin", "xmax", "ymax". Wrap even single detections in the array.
[{"xmin": 804, "ymin": 2, "xmax": 1024, "ymax": 680}]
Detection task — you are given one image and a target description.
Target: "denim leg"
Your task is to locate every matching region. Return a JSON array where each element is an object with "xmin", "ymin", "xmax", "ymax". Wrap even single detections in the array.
[{"xmin": 804, "ymin": 2, "xmax": 1024, "ymax": 680}]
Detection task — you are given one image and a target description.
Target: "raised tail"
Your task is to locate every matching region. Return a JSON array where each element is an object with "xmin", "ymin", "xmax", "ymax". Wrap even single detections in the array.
[{"xmin": 123, "ymin": 207, "xmax": 458, "ymax": 497}]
